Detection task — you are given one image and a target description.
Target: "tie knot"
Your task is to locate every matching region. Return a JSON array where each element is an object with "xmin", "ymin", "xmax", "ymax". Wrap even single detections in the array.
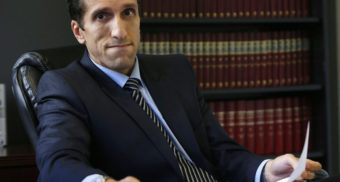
[{"xmin": 124, "ymin": 78, "xmax": 140, "ymax": 91}]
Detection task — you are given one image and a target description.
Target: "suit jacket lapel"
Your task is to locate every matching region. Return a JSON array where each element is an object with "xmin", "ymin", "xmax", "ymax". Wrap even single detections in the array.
[{"xmin": 79, "ymin": 52, "xmax": 182, "ymax": 176}]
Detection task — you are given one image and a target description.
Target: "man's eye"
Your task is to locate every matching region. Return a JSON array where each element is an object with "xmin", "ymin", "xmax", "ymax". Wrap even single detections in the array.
[
  {"xmin": 95, "ymin": 13, "xmax": 108, "ymax": 20},
  {"xmin": 123, "ymin": 8, "xmax": 136, "ymax": 16}
]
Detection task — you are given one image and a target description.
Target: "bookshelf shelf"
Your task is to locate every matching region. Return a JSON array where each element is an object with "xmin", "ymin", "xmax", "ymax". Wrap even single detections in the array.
[{"xmin": 202, "ymin": 84, "xmax": 323, "ymax": 101}]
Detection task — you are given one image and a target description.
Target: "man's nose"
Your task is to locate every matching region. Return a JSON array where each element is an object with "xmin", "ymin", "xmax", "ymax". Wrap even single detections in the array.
[{"xmin": 111, "ymin": 18, "xmax": 127, "ymax": 40}]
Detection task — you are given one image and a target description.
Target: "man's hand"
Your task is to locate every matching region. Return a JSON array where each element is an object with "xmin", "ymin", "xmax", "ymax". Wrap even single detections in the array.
[
  {"xmin": 106, "ymin": 176, "xmax": 140, "ymax": 182},
  {"xmin": 264, "ymin": 154, "xmax": 322, "ymax": 182}
]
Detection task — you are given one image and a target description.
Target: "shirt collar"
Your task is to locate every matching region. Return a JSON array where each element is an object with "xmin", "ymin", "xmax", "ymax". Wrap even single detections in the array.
[{"xmin": 89, "ymin": 56, "xmax": 142, "ymax": 88}]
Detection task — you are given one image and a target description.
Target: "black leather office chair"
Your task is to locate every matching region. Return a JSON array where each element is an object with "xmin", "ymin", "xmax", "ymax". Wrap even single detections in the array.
[{"xmin": 11, "ymin": 45, "xmax": 85, "ymax": 148}]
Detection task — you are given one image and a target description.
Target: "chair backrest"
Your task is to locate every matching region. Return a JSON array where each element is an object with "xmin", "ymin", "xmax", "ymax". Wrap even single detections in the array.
[{"xmin": 11, "ymin": 45, "xmax": 85, "ymax": 148}]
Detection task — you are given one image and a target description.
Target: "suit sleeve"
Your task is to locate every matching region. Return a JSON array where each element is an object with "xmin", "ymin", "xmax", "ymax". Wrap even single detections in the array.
[
  {"xmin": 180, "ymin": 57, "xmax": 267, "ymax": 182},
  {"xmin": 36, "ymin": 71, "xmax": 106, "ymax": 182}
]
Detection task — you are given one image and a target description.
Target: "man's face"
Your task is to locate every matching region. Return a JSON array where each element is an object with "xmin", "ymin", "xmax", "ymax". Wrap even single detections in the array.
[{"xmin": 72, "ymin": 0, "xmax": 140, "ymax": 75}]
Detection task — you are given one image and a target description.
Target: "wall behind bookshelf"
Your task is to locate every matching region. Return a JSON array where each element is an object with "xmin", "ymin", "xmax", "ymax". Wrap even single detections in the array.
[{"xmin": 138, "ymin": 0, "xmax": 336, "ymax": 174}]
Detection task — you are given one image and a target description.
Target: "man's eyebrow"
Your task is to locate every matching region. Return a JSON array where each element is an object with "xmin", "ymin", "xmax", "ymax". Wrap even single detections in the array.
[
  {"xmin": 122, "ymin": 3, "xmax": 138, "ymax": 9},
  {"xmin": 91, "ymin": 7, "xmax": 112, "ymax": 16}
]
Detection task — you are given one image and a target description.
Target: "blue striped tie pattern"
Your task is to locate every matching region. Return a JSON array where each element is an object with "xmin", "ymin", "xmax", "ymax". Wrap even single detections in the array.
[{"xmin": 124, "ymin": 78, "xmax": 218, "ymax": 182}]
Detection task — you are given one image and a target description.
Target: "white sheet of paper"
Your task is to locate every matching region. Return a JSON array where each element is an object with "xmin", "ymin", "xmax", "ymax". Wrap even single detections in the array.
[{"xmin": 278, "ymin": 122, "xmax": 310, "ymax": 182}]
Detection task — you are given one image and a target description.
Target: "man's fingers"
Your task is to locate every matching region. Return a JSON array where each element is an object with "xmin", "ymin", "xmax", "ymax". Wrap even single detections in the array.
[
  {"xmin": 120, "ymin": 176, "xmax": 140, "ymax": 182},
  {"xmin": 305, "ymin": 159, "xmax": 322, "ymax": 171},
  {"xmin": 301, "ymin": 170, "xmax": 315, "ymax": 179}
]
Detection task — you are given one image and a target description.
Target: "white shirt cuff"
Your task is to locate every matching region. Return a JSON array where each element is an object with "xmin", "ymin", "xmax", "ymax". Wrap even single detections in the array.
[
  {"xmin": 82, "ymin": 174, "xmax": 106, "ymax": 182},
  {"xmin": 255, "ymin": 159, "xmax": 270, "ymax": 182}
]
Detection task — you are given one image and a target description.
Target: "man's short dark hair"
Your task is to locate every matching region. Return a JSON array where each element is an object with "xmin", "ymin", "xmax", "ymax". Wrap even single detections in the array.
[{"xmin": 67, "ymin": 0, "xmax": 141, "ymax": 29}]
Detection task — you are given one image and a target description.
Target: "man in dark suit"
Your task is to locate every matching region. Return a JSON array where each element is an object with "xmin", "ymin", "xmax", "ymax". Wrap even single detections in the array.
[{"xmin": 36, "ymin": 0, "xmax": 322, "ymax": 181}]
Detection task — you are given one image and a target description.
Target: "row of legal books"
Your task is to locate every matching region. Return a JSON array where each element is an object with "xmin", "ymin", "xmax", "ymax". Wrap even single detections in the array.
[
  {"xmin": 141, "ymin": 0, "xmax": 310, "ymax": 19},
  {"xmin": 138, "ymin": 30, "xmax": 310, "ymax": 89},
  {"xmin": 208, "ymin": 96, "xmax": 311, "ymax": 155}
]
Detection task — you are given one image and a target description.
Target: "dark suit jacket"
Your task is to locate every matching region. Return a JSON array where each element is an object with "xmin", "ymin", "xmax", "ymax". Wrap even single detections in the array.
[{"xmin": 36, "ymin": 52, "xmax": 265, "ymax": 182}]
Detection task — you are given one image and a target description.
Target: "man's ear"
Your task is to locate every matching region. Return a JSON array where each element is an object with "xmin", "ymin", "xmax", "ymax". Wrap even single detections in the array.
[{"xmin": 71, "ymin": 20, "xmax": 86, "ymax": 44}]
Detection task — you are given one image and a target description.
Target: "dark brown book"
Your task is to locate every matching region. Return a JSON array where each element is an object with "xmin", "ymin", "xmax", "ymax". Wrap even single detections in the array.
[
  {"xmin": 223, "ymin": 33, "xmax": 230, "ymax": 88},
  {"xmin": 292, "ymin": 97, "xmax": 302, "ymax": 153},
  {"xmin": 289, "ymin": 0, "xmax": 297, "ymax": 17},
  {"xmin": 218, "ymin": 0, "xmax": 225, "ymax": 18},
  {"xmin": 279, "ymin": 31, "xmax": 286, "ymax": 86},
  {"xmin": 302, "ymin": 31, "xmax": 310, "ymax": 84},
  {"xmin": 235, "ymin": 33, "xmax": 243, "ymax": 88},
  {"xmin": 284, "ymin": 97, "xmax": 293, "ymax": 153},
  {"xmin": 270, "ymin": 0, "xmax": 278, "ymax": 18},
  {"xmin": 274, "ymin": 98, "xmax": 284, "ymax": 154},
  {"xmin": 211, "ymin": 0, "xmax": 218, "ymax": 18},
  {"xmin": 231, "ymin": 0, "xmax": 237, "ymax": 18},
  {"xmin": 255, "ymin": 99, "xmax": 265, "ymax": 155},
  {"xmin": 217, "ymin": 33, "xmax": 224, "ymax": 89},
  {"xmin": 237, "ymin": 0, "xmax": 245, "ymax": 18},
  {"xmin": 242, "ymin": 32, "xmax": 249, "ymax": 88},
  {"xmin": 264, "ymin": 0, "xmax": 271, "ymax": 17},
  {"xmin": 302, "ymin": 0, "xmax": 309, "ymax": 17},
  {"xmin": 177, "ymin": 0, "xmax": 184, "ymax": 18},
  {"xmin": 260, "ymin": 32, "xmax": 268, "ymax": 87},
  {"xmin": 283, "ymin": 0, "xmax": 290, "ymax": 17},
  {"xmin": 296, "ymin": 31, "xmax": 304, "ymax": 85},
  {"xmin": 229, "ymin": 32, "xmax": 237, "ymax": 88},
  {"xmin": 162, "ymin": 0, "xmax": 170, "ymax": 18},
  {"xmin": 277, "ymin": 0, "xmax": 284, "ymax": 17},
  {"xmin": 248, "ymin": 32, "xmax": 256, "ymax": 88},
  {"xmin": 244, "ymin": 0, "xmax": 251, "ymax": 17},
  {"xmin": 225, "ymin": 101, "xmax": 236, "ymax": 139},
  {"xmin": 142, "ymin": 0, "xmax": 149, "ymax": 18},
  {"xmin": 216, "ymin": 101, "xmax": 225, "ymax": 128},
  {"xmin": 156, "ymin": 0, "xmax": 162, "ymax": 18},
  {"xmin": 264, "ymin": 98, "xmax": 275, "ymax": 154},
  {"xmin": 235, "ymin": 100, "xmax": 247, "ymax": 146},
  {"xmin": 183, "ymin": 0, "xmax": 190, "ymax": 18},
  {"xmin": 250, "ymin": 0, "xmax": 258, "ymax": 17},
  {"xmin": 296, "ymin": 0, "xmax": 302, "ymax": 17},
  {"xmin": 190, "ymin": 0, "xmax": 197, "ymax": 18},
  {"xmin": 258, "ymin": 0, "xmax": 265, "ymax": 18},
  {"xmin": 285, "ymin": 31, "xmax": 292, "ymax": 86},
  {"xmin": 204, "ymin": 0, "xmax": 211, "ymax": 18},
  {"xmin": 265, "ymin": 32, "xmax": 273, "ymax": 87},
  {"xmin": 246, "ymin": 100, "xmax": 256, "ymax": 153},
  {"xmin": 197, "ymin": 0, "xmax": 205, "ymax": 18},
  {"xmin": 272, "ymin": 31, "xmax": 280, "ymax": 87},
  {"xmin": 203, "ymin": 33, "xmax": 211, "ymax": 89},
  {"xmin": 254, "ymin": 32, "xmax": 262, "ymax": 88},
  {"xmin": 170, "ymin": 0, "xmax": 177, "ymax": 18},
  {"xmin": 197, "ymin": 33, "xmax": 204, "ymax": 89},
  {"xmin": 291, "ymin": 31, "xmax": 298, "ymax": 85}
]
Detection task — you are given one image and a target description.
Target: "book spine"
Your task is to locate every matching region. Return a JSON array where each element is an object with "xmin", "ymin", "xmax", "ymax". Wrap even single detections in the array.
[
  {"xmin": 246, "ymin": 100, "xmax": 256, "ymax": 153},
  {"xmin": 260, "ymin": 32, "xmax": 268, "ymax": 87},
  {"xmin": 264, "ymin": 98, "xmax": 275, "ymax": 154},
  {"xmin": 218, "ymin": 0, "xmax": 225, "ymax": 18},
  {"xmin": 279, "ymin": 31, "xmax": 286, "ymax": 86},
  {"xmin": 211, "ymin": 0, "xmax": 218, "ymax": 18},
  {"xmin": 225, "ymin": 0, "xmax": 232, "ymax": 18},
  {"xmin": 184, "ymin": 0, "xmax": 190, "ymax": 18},
  {"xmin": 216, "ymin": 101, "xmax": 225, "ymax": 128},
  {"xmin": 250, "ymin": 0, "xmax": 258, "ymax": 17},
  {"xmin": 284, "ymin": 97, "xmax": 293, "ymax": 153},
  {"xmin": 235, "ymin": 100, "xmax": 246, "ymax": 146},
  {"xmin": 204, "ymin": 33, "xmax": 211, "ymax": 89},
  {"xmin": 217, "ymin": 33, "xmax": 224, "ymax": 89},
  {"xmin": 244, "ymin": 0, "xmax": 251, "ymax": 17},
  {"xmin": 159, "ymin": 32, "xmax": 165, "ymax": 55},
  {"xmin": 265, "ymin": 32, "xmax": 273, "ymax": 87},
  {"xmin": 242, "ymin": 32, "xmax": 249, "ymax": 88},
  {"xmin": 258, "ymin": 0, "xmax": 265, "ymax": 18},
  {"xmin": 235, "ymin": 33, "xmax": 243, "ymax": 88},
  {"xmin": 178, "ymin": 0, "xmax": 184, "ymax": 18},
  {"xmin": 291, "ymin": 31, "xmax": 298, "ymax": 85},
  {"xmin": 197, "ymin": 33, "xmax": 204, "ymax": 89},
  {"xmin": 302, "ymin": 32, "xmax": 310, "ymax": 84},
  {"xmin": 296, "ymin": 0, "xmax": 302, "ymax": 17},
  {"xmin": 142, "ymin": 0, "xmax": 149, "ymax": 18},
  {"xmin": 296, "ymin": 31, "xmax": 304, "ymax": 85},
  {"xmin": 255, "ymin": 99, "xmax": 265, "ymax": 155},
  {"xmin": 223, "ymin": 33, "xmax": 230, "ymax": 88},
  {"xmin": 0, "ymin": 84, "xmax": 6, "ymax": 147},
  {"xmin": 237, "ymin": 0, "xmax": 245, "ymax": 18},
  {"xmin": 229, "ymin": 32, "xmax": 237, "ymax": 88},
  {"xmin": 274, "ymin": 98, "xmax": 284, "ymax": 154},
  {"xmin": 270, "ymin": 0, "xmax": 277, "ymax": 18},
  {"xmin": 226, "ymin": 101, "xmax": 236, "ymax": 139},
  {"xmin": 254, "ymin": 32, "xmax": 262, "ymax": 88},
  {"xmin": 231, "ymin": 0, "xmax": 238, "ymax": 18},
  {"xmin": 285, "ymin": 31, "xmax": 292, "ymax": 86},
  {"xmin": 204, "ymin": 0, "xmax": 211, "ymax": 18},
  {"xmin": 170, "ymin": 0, "xmax": 177, "ymax": 18},
  {"xmin": 248, "ymin": 32, "xmax": 256, "ymax": 88},
  {"xmin": 156, "ymin": 0, "xmax": 162, "ymax": 18},
  {"xmin": 283, "ymin": 0, "xmax": 289, "ymax": 17},
  {"xmin": 289, "ymin": 0, "xmax": 297, "ymax": 17},
  {"xmin": 210, "ymin": 33, "xmax": 217, "ymax": 89},
  {"xmin": 190, "ymin": 0, "xmax": 196, "ymax": 18},
  {"xmin": 272, "ymin": 31, "xmax": 280, "ymax": 87},
  {"xmin": 277, "ymin": 0, "xmax": 284, "ymax": 17},
  {"xmin": 192, "ymin": 33, "xmax": 199, "ymax": 81},
  {"xmin": 150, "ymin": 33, "xmax": 158, "ymax": 55},
  {"xmin": 302, "ymin": 0, "xmax": 309, "ymax": 17},
  {"xmin": 292, "ymin": 97, "xmax": 302, "ymax": 152},
  {"xmin": 197, "ymin": 0, "xmax": 204, "ymax": 18},
  {"xmin": 162, "ymin": 0, "xmax": 170, "ymax": 18},
  {"xmin": 264, "ymin": 0, "xmax": 271, "ymax": 17}
]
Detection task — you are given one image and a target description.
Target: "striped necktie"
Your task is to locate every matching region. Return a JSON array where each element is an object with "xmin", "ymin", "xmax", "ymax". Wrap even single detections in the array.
[{"xmin": 124, "ymin": 78, "xmax": 218, "ymax": 182}]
